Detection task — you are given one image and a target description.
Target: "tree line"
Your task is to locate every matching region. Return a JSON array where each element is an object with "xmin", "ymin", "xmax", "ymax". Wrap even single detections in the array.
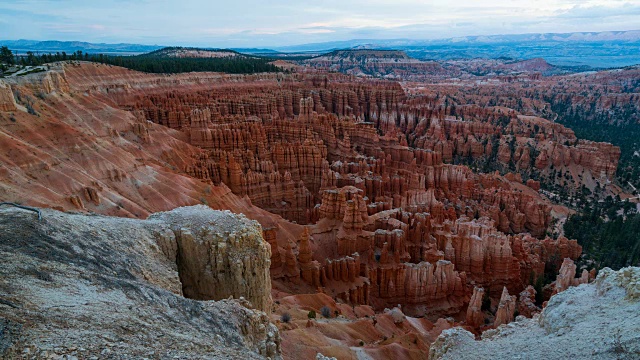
[
  {"xmin": 548, "ymin": 97, "xmax": 640, "ymax": 270},
  {"xmin": 564, "ymin": 195, "xmax": 639, "ymax": 270},
  {"xmin": 1, "ymin": 46, "xmax": 282, "ymax": 74}
]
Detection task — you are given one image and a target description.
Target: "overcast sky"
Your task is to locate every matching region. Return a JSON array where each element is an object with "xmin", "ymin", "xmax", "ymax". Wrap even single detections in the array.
[{"xmin": 1, "ymin": 0, "xmax": 639, "ymax": 47}]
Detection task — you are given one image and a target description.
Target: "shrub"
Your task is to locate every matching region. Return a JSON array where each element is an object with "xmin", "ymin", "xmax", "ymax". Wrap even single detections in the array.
[
  {"xmin": 320, "ymin": 306, "xmax": 331, "ymax": 318},
  {"xmin": 26, "ymin": 103, "xmax": 37, "ymax": 116},
  {"xmin": 281, "ymin": 312, "xmax": 291, "ymax": 323},
  {"xmin": 24, "ymin": 98, "xmax": 37, "ymax": 116},
  {"xmin": 481, "ymin": 290, "xmax": 491, "ymax": 311},
  {"xmin": 307, "ymin": 310, "xmax": 316, "ymax": 319}
]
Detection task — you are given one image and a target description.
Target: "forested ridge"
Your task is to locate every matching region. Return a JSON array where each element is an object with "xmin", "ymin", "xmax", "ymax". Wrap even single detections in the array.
[
  {"xmin": 549, "ymin": 97, "xmax": 640, "ymax": 191},
  {"xmin": 549, "ymin": 87, "xmax": 640, "ymax": 270},
  {"xmin": 1, "ymin": 46, "xmax": 282, "ymax": 74},
  {"xmin": 564, "ymin": 198, "xmax": 640, "ymax": 270}
]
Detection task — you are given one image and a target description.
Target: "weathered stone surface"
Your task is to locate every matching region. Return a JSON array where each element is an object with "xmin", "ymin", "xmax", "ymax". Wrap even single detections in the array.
[
  {"xmin": 552, "ymin": 258, "xmax": 589, "ymax": 296},
  {"xmin": 466, "ymin": 287, "xmax": 485, "ymax": 328},
  {"xmin": 517, "ymin": 285, "xmax": 540, "ymax": 318},
  {"xmin": 430, "ymin": 268, "xmax": 640, "ymax": 360},
  {"xmin": 0, "ymin": 80, "xmax": 17, "ymax": 111},
  {"xmin": 0, "ymin": 207, "xmax": 281, "ymax": 359},
  {"xmin": 149, "ymin": 205, "xmax": 273, "ymax": 312},
  {"xmin": 494, "ymin": 287, "xmax": 516, "ymax": 327}
]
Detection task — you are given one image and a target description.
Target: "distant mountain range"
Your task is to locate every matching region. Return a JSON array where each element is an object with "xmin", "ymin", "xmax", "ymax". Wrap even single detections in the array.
[
  {"xmin": 0, "ymin": 40, "xmax": 163, "ymax": 55},
  {"xmin": 272, "ymin": 30, "xmax": 640, "ymax": 68},
  {"xmin": 273, "ymin": 30, "xmax": 640, "ymax": 52},
  {"xmin": 2, "ymin": 30, "xmax": 639, "ymax": 68}
]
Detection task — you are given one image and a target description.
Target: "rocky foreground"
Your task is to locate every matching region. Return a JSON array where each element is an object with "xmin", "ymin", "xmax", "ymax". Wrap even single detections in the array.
[
  {"xmin": 430, "ymin": 267, "xmax": 640, "ymax": 360},
  {"xmin": 1, "ymin": 204, "xmax": 639, "ymax": 359},
  {"xmin": 0, "ymin": 206, "xmax": 280, "ymax": 359}
]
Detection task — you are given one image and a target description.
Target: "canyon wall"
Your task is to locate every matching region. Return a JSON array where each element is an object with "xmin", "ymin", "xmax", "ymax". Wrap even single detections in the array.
[{"xmin": 0, "ymin": 62, "xmax": 597, "ymax": 331}]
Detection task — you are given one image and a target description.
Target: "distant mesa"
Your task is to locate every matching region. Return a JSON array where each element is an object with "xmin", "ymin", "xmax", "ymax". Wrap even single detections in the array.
[
  {"xmin": 146, "ymin": 46, "xmax": 249, "ymax": 59},
  {"xmin": 501, "ymin": 58, "xmax": 554, "ymax": 73},
  {"xmin": 319, "ymin": 49, "xmax": 412, "ymax": 60},
  {"xmin": 305, "ymin": 48, "xmax": 445, "ymax": 78}
]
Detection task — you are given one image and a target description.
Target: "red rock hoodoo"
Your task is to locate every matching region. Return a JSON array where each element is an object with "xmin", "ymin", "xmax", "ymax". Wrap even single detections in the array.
[{"xmin": 1, "ymin": 61, "xmax": 619, "ymax": 359}]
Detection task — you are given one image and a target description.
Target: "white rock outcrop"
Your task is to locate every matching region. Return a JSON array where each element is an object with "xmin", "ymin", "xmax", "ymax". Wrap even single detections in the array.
[
  {"xmin": 149, "ymin": 205, "xmax": 273, "ymax": 312},
  {"xmin": 0, "ymin": 206, "xmax": 280, "ymax": 359},
  {"xmin": 430, "ymin": 267, "xmax": 640, "ymax": 360}
]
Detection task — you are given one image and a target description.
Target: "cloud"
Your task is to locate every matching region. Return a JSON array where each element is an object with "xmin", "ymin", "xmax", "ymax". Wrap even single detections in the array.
[
  {"xmin": 556, "ymin": 3, "xmax": 640, "ymax": 19},
  {"xmin": 0, "ymin": 0, "xmax": 639, "ymax": 46}
]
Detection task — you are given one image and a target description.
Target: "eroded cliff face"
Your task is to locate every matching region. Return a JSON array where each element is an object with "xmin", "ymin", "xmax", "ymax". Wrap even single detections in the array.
[
  {"xmin": 281, "ymin": 183, "xmax": 581, "ymax": 317},
  {"xmin": 303, "ymin": 50, "xmax": 446, "ymax": 79},
  {"xmin": 57, "ymin": 62, "xmax": 611, "ymax": 232},
  {"xmin": 0, "ymin": 63, "xmax": 303, "ymax": 244},
  {"xmin": 0, "ymin": 80, "xmax": 17, "ymax": 111},
  {"xmin": 149, "ymin": 205, "xmax": 272, "ymax": 311},
  {"xmin": 1, "ymin": 63, "xmax": 587, "ymax": 311},
  {"xmin": 0, "ymin": 206, "xmax": 280, "ymax": 359}
]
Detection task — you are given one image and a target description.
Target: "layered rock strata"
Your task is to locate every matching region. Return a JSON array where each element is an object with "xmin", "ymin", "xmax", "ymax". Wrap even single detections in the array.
[
  {"xmin": 0, "ymin": 62, "xmax": 597, "ymax": 329},
  {"xmin": 493, "ymin": 287, "xmax": 516, "ymax": 327},
  {"xmin": 0, "ymin": 80, "xmax": 17, "ymax": 111},
  {"xmin": 465, "ymin": 287, "xmax": 485, "ymax": 328}
]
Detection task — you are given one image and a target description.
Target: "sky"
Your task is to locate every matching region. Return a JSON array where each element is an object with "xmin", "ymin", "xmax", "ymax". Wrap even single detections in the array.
[{"xmin": 0, "ymin": 0, "xmax": 639, "ymax": 47}]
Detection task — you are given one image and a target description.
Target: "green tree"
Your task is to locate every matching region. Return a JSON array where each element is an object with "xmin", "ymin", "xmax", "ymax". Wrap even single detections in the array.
[
  {"xmin": 26, "ymin": 51, "xmax": 37, "ymax": 65},
  {"xmin": 0, "ymin": 46, "xmax": 14, "ymax": 65}
]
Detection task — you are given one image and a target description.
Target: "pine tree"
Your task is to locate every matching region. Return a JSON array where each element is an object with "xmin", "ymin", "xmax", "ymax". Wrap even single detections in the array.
[{"xmin": 0, "ymin": 46, "xmax": 14, "ymax": 65}]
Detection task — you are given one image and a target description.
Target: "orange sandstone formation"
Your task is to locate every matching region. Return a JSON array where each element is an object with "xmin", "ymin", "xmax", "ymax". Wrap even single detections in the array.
[
  {"xmin": 0, "ymin": 80, "xmax": 17, "ymax": 111},
  {"xmin": 0, "ymin": 61, "xmax": 615, "ymax": 359},
  {"xmin": 494, "ymin": 287, "xmax": 516, "ymax": 327},
  {"xmin": 552, "ymin": 258, "xmax": 590, "ymax": 295},
  {"xmin": 517, "ymin": 285, "xmax": 540, "ymax": 318},
  {"xmin": 466, "ymin": 287, "xmax": 485, "ymax": 328}
]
